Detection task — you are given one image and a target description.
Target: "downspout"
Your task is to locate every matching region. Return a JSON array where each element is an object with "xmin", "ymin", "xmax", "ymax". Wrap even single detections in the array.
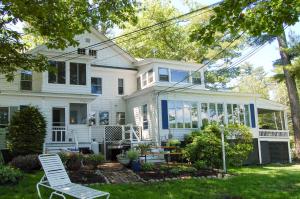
[{"xmin": 156, "ymin": 91, "xmax": 160, "ymax": 146}]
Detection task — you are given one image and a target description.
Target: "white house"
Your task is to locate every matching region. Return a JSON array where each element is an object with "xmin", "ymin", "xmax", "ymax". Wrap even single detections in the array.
[{"xmin": 0, "ymin": 28, "xmax": 291, "ymax": 164}]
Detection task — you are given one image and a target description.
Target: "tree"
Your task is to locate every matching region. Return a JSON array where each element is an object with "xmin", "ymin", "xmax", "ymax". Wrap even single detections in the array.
[
  {"xmin": 118, "ymin": 0, "xmax": 244, "ymax": 88},
  {"xmin": 191, "ymin": 0, "xmax": 300, "ymax": 157},
  {"xmin": 7, "ymin": 106, "xmax": 46, "ymax": 156},
  {"xmin": 0, "ymin": 0, "xmax": 137, "ymax": 81},
  {"xmin": 233, "ymin": 63, "xmax": 270, "ymax": 99}
]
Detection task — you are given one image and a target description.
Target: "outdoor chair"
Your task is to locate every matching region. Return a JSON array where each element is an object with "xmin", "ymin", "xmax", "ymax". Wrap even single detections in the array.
[{"xmin": 37, "ymin": 154, "xmax": 110, "ymax": 199}]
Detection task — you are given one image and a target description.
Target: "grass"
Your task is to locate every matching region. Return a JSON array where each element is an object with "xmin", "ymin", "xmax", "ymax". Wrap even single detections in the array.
[{"xmin": 1, "ymin": 164, "xmax": 300, "ymax": 199}]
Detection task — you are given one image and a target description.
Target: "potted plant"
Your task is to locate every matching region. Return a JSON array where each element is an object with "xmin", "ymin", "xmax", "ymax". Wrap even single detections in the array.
[
  {"xmin": 116, "ymin": 152, "xmax": 130, "ymax": 165},
  {"xmin": 126, "ymin": 150, "xmax": 140, "ymax": 172}
]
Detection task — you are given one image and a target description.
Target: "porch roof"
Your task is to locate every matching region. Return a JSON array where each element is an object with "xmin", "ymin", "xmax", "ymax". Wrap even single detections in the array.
[{"xmin": 256, "ymin": 98, "xmax": 288, "ymax": 110}]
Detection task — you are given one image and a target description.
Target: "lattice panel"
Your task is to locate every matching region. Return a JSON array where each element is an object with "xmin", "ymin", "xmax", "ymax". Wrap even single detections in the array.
[{"xmin": 105, "ymin": 126, "xmax": 123, "ymax": 141}]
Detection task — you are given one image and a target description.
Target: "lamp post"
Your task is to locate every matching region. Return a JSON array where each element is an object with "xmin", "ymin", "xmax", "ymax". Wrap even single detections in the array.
[{"xmin": 220, "ymin": 124, "xmax": 226, "ymax": 173}]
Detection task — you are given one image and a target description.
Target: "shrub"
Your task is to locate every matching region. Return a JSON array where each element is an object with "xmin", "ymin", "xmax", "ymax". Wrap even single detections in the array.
[
  {"xmin": 10, "ymin": 154, "xmax": 40, "ymax": 172},
  {"xmin": 194, "ymin": 160, "xmax": 208, "ymax": 170},
  {"xmin": 136, "ymin": 143, "xmax": 151, "ymax": 155},
  {"xmin": 184, "ymin": 124, "xmax": 253, "ymax": 169},
  {"xmin": 0, "ymin": 165, "xmax": 23, "ymax": 185},
  {"xmin": 166, "ymin": 139, "xmax": 181, "ymax": 147},
  {"xmin": 83, "ymin": 154, "xmax": 105, "ymax": 168},
  {"xmin": 65, "ymin": 153, "xmax": 83, "ymax": 171},
  {"xmin": 126, "ymin": 150, "xmax": 139, "ymax": 161},
  {"xmin": 141, "ymin": 162, "xmax": 155, "ymax": 171},
  {"xmin": 169, "ymin": 167, "xmax": 180, "ymax": 175},
  {"xmin": 58, "ymin": 152, "xmax": 70, "ymax": 164},
  {"xmin": 7, "ymin": 106, "xmax": 46, "ymax": 156}
]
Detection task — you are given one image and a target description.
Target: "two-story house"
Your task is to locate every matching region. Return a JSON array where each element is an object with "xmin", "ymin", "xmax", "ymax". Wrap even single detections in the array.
[{"xmin": 0, "ymin": 28, "xmax": 291, "ymax": 164}]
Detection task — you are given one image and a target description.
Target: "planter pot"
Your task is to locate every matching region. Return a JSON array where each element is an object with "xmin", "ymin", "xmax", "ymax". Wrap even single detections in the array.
[{"xmin": 131, "ymin": 160, "xmax": 141, "ymax": 172}]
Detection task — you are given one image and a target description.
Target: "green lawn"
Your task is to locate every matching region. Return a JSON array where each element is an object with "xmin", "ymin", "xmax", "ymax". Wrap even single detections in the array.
[{"xmin": 1, "ymin": 165, "xmax": 300, "ymax": 199}]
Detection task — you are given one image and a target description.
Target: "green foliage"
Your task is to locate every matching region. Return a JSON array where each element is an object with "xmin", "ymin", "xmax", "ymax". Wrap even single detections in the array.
[
  {"xmin": 194, "ymin": 160, "xmax": 208, "ymax": 170},
  {"xmin": 169, "ymin": 165, "xmax": 197, "ymax": 174},
  {"xmin": 0, "ymin": 165, "xmax": 23, "ymax": 185},
  {"xmin": 119, "ymin": 0, "xmax": 243, "ymax": 88},
  {"xmin": 83, "ymin": 154, "xmax": 105, "ymax": 168},
  {"xmin": 7, "ymin": 106, "xmax": 46, "ymax": 156},
  {"xmin": 184, "ymin": 124, "xmax": 253, "ymax": 168},
  {"xmin": 141, "ymin": 162, "xmax": 155, "ymax": 171},
  {"xmin": 10, "ymin": 154, "xmax": 40, "ymax": 172},
  {"xmin": 126, "ymin": 150, "xmax": 139, "ymax": 161},
  {"xmin": 166, "ymin": 139, "xmax": 181, "ymax": 147},
  {"xmin": 136, "ymin": 143, "xmax": 151, "ymax": 155},
  {"xmin": 191, "ymin": 0, "xmax": 300, "ymax": 45},
  {"xmin": 58, "ymin": 152, "xmax": 70, "ymax": 165},
  {"xmin": 0, "ymin": 0, "xmax": 137, "ymax": 80}
]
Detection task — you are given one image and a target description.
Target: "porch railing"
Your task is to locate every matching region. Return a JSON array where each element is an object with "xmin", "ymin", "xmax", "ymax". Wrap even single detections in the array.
[{"xmin": 259, "ymin": 129, "xmax": 289, "ymax": 138}]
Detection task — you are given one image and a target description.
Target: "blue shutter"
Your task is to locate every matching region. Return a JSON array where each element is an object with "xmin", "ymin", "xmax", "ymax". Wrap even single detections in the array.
[
  {"xmin": 161, "ymin": 100, "xmax": 169, "ymax": 129},
  {"xmin": 250, "ymin": 104, "xmax": 256, "ymax": 128}
]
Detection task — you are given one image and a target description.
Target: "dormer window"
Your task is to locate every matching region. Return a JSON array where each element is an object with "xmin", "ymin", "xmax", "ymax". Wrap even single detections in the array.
[
  {"xmin": 159, "ymin": 68, "xmax": 169, "ymax": 82},
  {"xmin": 192, "ymin": 71, "xmax": 201, "ymax": 85},
  {"xmin": 170, "ymin": 69, "xmax": 189, "ymax": 83},
  {"xmin": 77, "ymin": 48, "xmax": 86, "ymax": 55},
  {"xmin": 89, "ymin": 49, "xmax": 97, "ymax": 57}
]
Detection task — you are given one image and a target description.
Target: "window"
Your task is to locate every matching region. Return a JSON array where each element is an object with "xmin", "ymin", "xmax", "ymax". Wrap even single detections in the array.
[
  {"xmin": 116, "ymin": 112, "xmax": 125, "ymax": 125},
  {"xmin": 52, "ymin": 108, "xmax": 65, "ymax": 126},
  {"xmin": 70, "ymin": 63, "xmax": 86, "ymax": 85},
  {"xmin": 77, "ymin": 48, "xmax": 86, "ymax": 55},
  {"xmin": 142, "ymin": 73, "xmax": 147, "ymax": 87},
  {"xmin": 258, "ymin": 109, "xmax": 285, "ymax": 130},
  {"xmin": 91, "ymin": 77, "xmax": 102, "ymax": 94},
  {"xmin": 99, "ymin": 112, "xmax": 109, "ymax": 125},
  {"xmin": 20, "ymin": 71, "xmax": 32, "ymax": 90},
  {"xmin": 217, "ymin": 104, "xmax": 224, "ymax": 124},
  {"xmin": 137, "ymin": 77, "xmax": 141, "ymax": 90},
  {"xmin": 171, "ymin": 69, "xmax": 189, "ymax": 83},
  {"xmin": 148, "ymin": 69, "xmax": 154, "ymax": 83},
  {"xmin": 168, "ymin": 101, "xmax": 198, "ymax": 129},
  {"xmin": 159, "ymin": 68, "xmax": 169, "ymax": 82},
  {"xmin": 118, "ymin": 78, "xmax": 124, "ymax": 95},
  {"xmin": 0, "ymin": 107, "xmax": 9, "ymax": 128},
  {"xmin": 89, "ymin": 49, "xmax": 97, "ymax": 57},
  {"xmin": 48, "ymin": 61, "xmax": 66, "ymax": 84},
  {"xmin": 142, "ymin": 104, "xmax": 148, "ymax": 130},
  {"xmin": 227, "ymin": 104, "xmax": 251, "ymax": 127},
  {"xmin": 69, "ymin": 103, "xmax": 87, "ymax": 124},
  {"xmin": 209, "ymin": 103, "xmax": 217, "ymax": 121},
  {"xmin": 192, "ymin": 71, "xmax": 201, "ymax": 85}
]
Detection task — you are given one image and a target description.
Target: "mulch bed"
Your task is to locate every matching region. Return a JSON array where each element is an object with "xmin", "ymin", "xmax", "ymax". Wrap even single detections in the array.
[
  {"xmin": 138, "ymin": 168, "xmax": 219, "ymax": 181},
  {"xmin": 68, "ymin": 169, "xmax": 107, "ymax": 184}
]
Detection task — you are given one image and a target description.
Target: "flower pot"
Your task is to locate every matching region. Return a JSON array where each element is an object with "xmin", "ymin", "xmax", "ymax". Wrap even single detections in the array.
[{"xmin": 131, "ymin": 160, "xmax": 141, "ymax": 172}]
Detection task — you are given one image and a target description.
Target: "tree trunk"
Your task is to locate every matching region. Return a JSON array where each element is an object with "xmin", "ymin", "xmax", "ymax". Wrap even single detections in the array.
[{"xmin": 277, "ymin": 33, "xmax": 300, "ymax": 157}]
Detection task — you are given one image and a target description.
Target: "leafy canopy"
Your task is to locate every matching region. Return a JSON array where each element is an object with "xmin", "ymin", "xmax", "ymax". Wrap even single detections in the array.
[{"xmin": 0, "ymin": 0, "xmax": 137, "ymax": 80}]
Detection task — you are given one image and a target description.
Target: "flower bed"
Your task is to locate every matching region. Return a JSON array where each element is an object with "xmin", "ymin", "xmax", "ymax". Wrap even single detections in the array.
[{"xmin": 68, "ymin": 169, "xmax": 107, "ymax": 184}]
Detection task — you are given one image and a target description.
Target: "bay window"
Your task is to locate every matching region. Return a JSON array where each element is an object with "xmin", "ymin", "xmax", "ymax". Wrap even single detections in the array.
[{"xmin": 171, "ymin": 69, "xmax": 189, "ymax": 83}]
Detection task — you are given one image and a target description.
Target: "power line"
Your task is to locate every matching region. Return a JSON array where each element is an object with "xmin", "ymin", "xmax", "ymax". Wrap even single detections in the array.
[
  {"xmin": 158, "ymin": 31, "xmax": 245, "ymax": 94},
  {"xmin": 49, "ymin": 1, "xmax": 222, "ymax": 60}
]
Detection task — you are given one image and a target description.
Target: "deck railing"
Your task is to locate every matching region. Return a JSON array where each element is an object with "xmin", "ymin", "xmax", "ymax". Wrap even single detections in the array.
[{"xmin": 259, "ymin": 129, "xmax": 289, "ymax": 138}]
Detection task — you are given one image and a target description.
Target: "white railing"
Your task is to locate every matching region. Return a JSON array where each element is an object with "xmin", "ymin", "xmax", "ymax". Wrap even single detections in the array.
[
  {"xmin": 103, "ymin": 124, "xmax": 142, "ymax": 143},
  {"xmin": 259, "ymin": 129, "xmax": 289, "ymax": 138},
  {"xmin": 51, "ymin": 126, "xmax": 67, "ymax": 142}
]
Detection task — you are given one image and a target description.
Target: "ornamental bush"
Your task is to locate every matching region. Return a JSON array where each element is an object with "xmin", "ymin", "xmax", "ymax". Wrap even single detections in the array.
[
  {"xmin": 0, "ymin": 165, "xmax": 23, "ymax": 185},
  {"xmin": 10, "ymin": 154, "xmax": 41, "ymax": 172},
  {"xmin": 7, "ymin": 106, "xmax": 46, "ymax": 156},
  {"xmin": 184, "ymin": 124, "xmax": 253, "ymax": 169},
  {"xmin": 83, "ymin": 154, "xmax": 105, "ymax": 168}
]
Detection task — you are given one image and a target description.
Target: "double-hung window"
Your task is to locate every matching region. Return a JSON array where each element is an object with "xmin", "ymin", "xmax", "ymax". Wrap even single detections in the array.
[
  {"xmin": 70, "ymin": 63, "xmax": 86, "ymax": 85},
  {"xmin": 89, "ymin": 49, "xmax": 97, "ymax": 57},
  {"xmin": 171, "ymin": 69, "xmax": 189, "ymax": 83},
  {"xmin": 0, "ymin": 107, "xmax": 9, "ymax": 128},
  {"xmin": 69, "ymin": 103, "xmax": 87, "ymax": 124},
  {"xmin": 48, "ymin": 61, "xmax": 66, "ymax": 84},
  {"xmin": 142, "ymin": 104, "xmax": 148, "ymax": 130},
  {"xmin": 118, "ymin": 78, "xmax": 124, "ymax": 95},
  {"xmin": 192, "ymin": 71, "xmax": 201, "ymax": 85},
  {"xmin": 20, "ymin": 71, "xmax": 32, "ymax": 90},
  {"xmin": 91, "ymin": 77, "xmax": 102, "ymax": 94},
  {"xmin": 116, "ymin": 112, "xmax": 125, "ymax": 125},
  {"xmin": 159, "ymin": 68, "xmax": 169, "ymax": 82}
]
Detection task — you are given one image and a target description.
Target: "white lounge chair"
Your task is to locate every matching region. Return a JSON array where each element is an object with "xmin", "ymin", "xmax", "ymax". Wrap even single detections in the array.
[{"xmin": 37, "ymin": 154, "xmax": 110, "ymax": 199}]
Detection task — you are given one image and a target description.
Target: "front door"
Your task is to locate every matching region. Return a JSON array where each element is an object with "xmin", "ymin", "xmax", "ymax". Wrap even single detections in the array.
[{"xmin": 52, "ymin": 108, "xmax": 66, "ymax": 142}]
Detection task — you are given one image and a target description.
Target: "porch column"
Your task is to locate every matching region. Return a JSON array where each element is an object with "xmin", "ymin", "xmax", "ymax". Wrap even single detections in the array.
[{"xmin": 258, "ymin": 138, "xmax": 262, "ymax": 164}]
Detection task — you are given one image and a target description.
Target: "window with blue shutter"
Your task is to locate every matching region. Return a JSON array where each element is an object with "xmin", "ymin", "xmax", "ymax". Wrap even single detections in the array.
[
  {"xmin": 250, "ymin": 104, "xmax": 256, "ymax": 128},
  {"xmin": 161, "ymin": 100, "xmax": 169, "ymax": 129}
]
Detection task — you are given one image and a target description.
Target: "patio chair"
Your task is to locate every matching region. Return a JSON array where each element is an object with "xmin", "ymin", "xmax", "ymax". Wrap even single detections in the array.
[{"xmin": 37, "ymin": 154, "xmax": 110, "ymax": 199}]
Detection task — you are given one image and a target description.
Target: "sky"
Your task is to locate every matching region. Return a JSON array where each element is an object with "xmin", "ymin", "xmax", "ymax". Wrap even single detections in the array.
[{"xmin": 172, "ymin": 0, "xmax": 300, "ymax": 75}]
